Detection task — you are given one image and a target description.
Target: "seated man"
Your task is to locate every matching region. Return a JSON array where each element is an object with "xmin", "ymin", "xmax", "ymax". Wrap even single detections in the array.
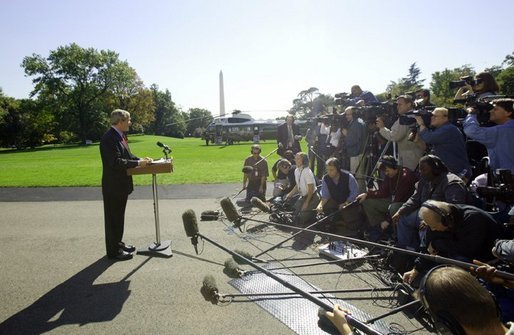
[
  {"xmin": 316, "ymin": 157, "xmax": 361, "ymax": 237},
  {"xmin": 403, "ymin": 200, "xmax": 502, "ymax": 285},
  {"xmin": 242, "ymin": 144, "xmax": 269, "ymax": 203},
  {"xmin": 416, "ymin": 266, "xmax": 512, "ymax": 335},
  {"xmin": 272, "ymin": 159, "xmax": 296, "ymax": 197},
  {"xmin": 285, "ymin": 152, "xmax": 320, "ymax": 227},
  {"xmin": 326, "ymin": 266, "xmax": 514, "ymax": 334},
  {"xmin": 356, "ymin": 155, "xmax": 418, "ymax": 241},
  {"xmin": 392, "ymin": 155, "xmax": 468, "ymax": 251}
]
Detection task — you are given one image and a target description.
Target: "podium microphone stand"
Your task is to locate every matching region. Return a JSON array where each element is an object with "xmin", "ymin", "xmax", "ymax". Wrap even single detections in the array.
[{"xmin": 127, "ymin": 156, "xmax": 173, "ymax": 257}]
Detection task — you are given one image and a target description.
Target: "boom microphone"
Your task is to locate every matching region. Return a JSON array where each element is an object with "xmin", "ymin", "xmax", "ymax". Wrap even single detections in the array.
[
  {"xmin": 220, "ymin": 197, "xmax": 243, "ymax": 230},
  {"xmin": 182, "ymin": 209, "xmax": 199, "ymax": 254},
  {"xmin": 250, "ymin": 197, "xmax": 271, "ymax": 213},
  {"xmin": 224, "ymin": 258, "xmax": 247, "ymax": 278},
  {"xmin": 242, "ymin": 166, "xmax": 254, "ymax": 174},
  {"xmin": 202, "ymin": 275, "xmax": 219, "ymax": 302}
]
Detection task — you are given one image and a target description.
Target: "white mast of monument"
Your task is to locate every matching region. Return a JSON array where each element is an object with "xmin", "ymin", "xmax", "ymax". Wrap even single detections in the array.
[{"xmin": 219, "ymin": 70, "xmax": 226, "ymax": 117}]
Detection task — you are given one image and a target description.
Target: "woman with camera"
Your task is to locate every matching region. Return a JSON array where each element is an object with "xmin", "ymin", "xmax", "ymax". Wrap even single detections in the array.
[{"xmin": 454, "ymin": 71, "xmax": 500, "ymax": 101}]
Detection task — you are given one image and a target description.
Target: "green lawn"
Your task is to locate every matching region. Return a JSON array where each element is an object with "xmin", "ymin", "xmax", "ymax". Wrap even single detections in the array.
[{"xmin": 0, "ymin": 135, "xmax": 286, "ymax": 187}]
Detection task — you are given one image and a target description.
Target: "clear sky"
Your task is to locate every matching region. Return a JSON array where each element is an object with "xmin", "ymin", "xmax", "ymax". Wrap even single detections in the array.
[{"xmin": 1, "ymin": 0, "xmax": 513, "ymax": 120}]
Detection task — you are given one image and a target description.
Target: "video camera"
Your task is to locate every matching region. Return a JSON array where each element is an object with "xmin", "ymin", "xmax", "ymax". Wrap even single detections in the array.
[
  {"xmin": 453, "ymin": 94, "xmax": 499, "ymax": 125},
  {"xmin": 449, "ymin": 76, "xmax": 483, "ymax": 90},
  {"xmin": 477, "ymin": 169, "xmax": 514, "ymax": 205}
]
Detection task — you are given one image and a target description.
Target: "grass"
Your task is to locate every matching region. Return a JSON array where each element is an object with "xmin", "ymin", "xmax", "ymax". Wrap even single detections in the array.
[{"xmin": 0, "ymin": 135, "xmax": 288, "ymax": 187}]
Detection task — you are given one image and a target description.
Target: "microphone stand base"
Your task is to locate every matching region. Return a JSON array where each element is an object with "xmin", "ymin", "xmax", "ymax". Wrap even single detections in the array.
[{"xmin": 137, "ymin": 240, "xmax": 173, "ymax": 258}]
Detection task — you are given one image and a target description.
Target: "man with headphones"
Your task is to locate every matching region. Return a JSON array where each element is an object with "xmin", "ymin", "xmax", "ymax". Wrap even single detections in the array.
[
  {"xmin": 392, "ymin": 155, "xmax": 468, "ymax": 253},
  {"xmin": 242, "ymin": 144, "xmax": 269, "ymax": 203},
  {"xmin": 402, "ymin": 199, "xmax": 502, "ymax": 286},
  {"xmin": 316, "ymin": 157, "xmax": 362, "ymax": 237},
  {"xmin": 356, "ymin": 155, "xmax": 418, "ymax": 241},
  {"xmin": 416, "ymin": 266, "xmax": 513, "ymax": 335},
  {"xmin": 285, "ymin": 152, "xmax": 320, "ymax": 229}
]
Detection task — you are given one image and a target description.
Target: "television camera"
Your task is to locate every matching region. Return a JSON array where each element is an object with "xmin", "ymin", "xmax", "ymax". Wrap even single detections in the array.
[{"xmin": 476, "ymin": 169, "xmax": 514, "ymax": 206}]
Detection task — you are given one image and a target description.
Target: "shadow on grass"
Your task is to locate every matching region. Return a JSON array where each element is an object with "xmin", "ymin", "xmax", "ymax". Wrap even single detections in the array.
[
  {"xmin": 0, "ymin": 143, "xmax": 99, "ymax": 154},
  {"xmin": 0, "ymin": 257, "xmax": 131, "ymax": 334}
]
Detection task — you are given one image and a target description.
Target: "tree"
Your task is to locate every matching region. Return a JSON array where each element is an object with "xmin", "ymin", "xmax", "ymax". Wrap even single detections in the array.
[
  {"xmin": 148, "ymin": 85, "xmax": 185, "ymax": 138},
  {"xmin": 290, "ymin": 87, "xmax": 319, "ymax": 118},
  {"xmin": 386, "ymin": 62, "xmax": 425, "ymax": 97},
  {"xmin": 429, "ymin": 65, "xmax": 475, "ymax": 106},
  {"xmin": 497, "ymin": 66, "xmax": 514, "ymax": 96},
  {"xmin": 22, "ymin": 43, "xmax": 140, "ymax": 142},
  {"xmin": 104, "ymin": 63, "xmax": 155, "ymax": 133},
  {"xmin": 185, "ymin": 108, "xmax": 213, "ymax": 137}
]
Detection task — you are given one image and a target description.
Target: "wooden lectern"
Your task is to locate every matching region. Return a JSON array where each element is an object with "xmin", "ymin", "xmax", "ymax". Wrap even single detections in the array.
[{"xmin": 127, "ymin": 159, "xmax": 173, "ymax": 257}]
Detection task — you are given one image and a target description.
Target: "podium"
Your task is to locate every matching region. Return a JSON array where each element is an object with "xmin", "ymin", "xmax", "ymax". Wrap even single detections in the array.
[{"xmin": 127, "ymin": 159, "xmax": 173, "ymax": 257}]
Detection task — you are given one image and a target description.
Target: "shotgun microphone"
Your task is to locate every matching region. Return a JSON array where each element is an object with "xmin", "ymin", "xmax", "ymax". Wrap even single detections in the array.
[
  {"xmin": 242, "ymin": 166, "xmax": 254, "ymax": 174},
  {"xmin": 251, "ymin": 197, "xmax": 271, "ymax": 213},
  {"xmin": 202, "ymin": 274, "xmax": 219, "ymax": 302},
  {"xmin": 224, "ymin": 258, "xmax": 247, "ymax": 278},
  {"xmin": 220, "ymin": 197, "xmax": 243, "ymax": 230},
  {"xmin": 182, "ymin": 209, "xmax": 199, "ymax": 254}
]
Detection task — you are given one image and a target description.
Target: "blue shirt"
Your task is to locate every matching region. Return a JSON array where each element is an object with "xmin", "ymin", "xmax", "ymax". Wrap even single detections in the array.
[
  {"xmin": 463, "ymin": 115, "xmax": 514, "ymax": 173},
  {"xmin": 419, "ymin": 122, "xmax": 471, "ymax": 178},
  {"xmin": 320, "ymin": 171, "xmax": 359, "ymax": 202}
]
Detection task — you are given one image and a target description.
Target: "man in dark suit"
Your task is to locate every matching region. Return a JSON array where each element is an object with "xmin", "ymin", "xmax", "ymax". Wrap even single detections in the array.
[
  {"xmin": 100, "ymin": 109, "xmax": 152, "ymax": 260},
  {"xmin": 277, "ymin": 114, "xmax": 302, "ymax": 156}
]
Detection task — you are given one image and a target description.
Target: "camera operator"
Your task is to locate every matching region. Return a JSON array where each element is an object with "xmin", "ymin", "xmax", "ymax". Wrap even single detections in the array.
[
  {"xmin": 314, "ymin": 117, "xmax": 332, "ymax": 179},
  {"xmin": 416, "ymin": 89, "xmax": 434, "ymax": 107},
  {"xmin": 277, "ymin": 114, "xmax": 302, "ymax": 157},
  {"xmin": 415, "ymin": 107, "xmax": 472, "ymax": 181},
  {"xmin": 463, "ymin": 98, "xmax": 514, "ymax": 175},
  {"xmin": 342, "ymin": 106, "xmax": 368, "ymax": 192},
  {"xmin": 377, "ymin": 95, "xmax": 425, "ymax": 171},
  {"xmin": 348, "ymin": 84, "xmax": 379, "ymax": 105},
  {"xmin": 454, "ymin": 71, "xmax": 500, "ymax": 101}
]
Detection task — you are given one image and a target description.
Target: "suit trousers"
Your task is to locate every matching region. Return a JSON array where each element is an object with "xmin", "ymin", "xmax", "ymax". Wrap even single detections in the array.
[{"xmin": 103, "ymin": 191, "xmax": 129, "ymax": 257}]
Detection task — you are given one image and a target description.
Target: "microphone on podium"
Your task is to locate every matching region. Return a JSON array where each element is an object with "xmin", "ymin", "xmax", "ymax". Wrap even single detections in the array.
[
  {"xmin": 156, "ymin": 141, "xmax": 171, "ymax": 151},
  {"xmin": 182, "ymin": 209, "xmax": 199, "ymax": 254},
  {"xmin": 250, "ymin": 197, "xmax": 271, "ymax": 213}
]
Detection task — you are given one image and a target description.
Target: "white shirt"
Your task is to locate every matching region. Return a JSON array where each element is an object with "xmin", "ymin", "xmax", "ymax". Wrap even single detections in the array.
[
  {"xmin": 329, "ymin": 129, "xmax": 341, "ymax": 147},
  {"xmin": 294, "ymin": 167, "xmax": 316, "ymax": 196}
]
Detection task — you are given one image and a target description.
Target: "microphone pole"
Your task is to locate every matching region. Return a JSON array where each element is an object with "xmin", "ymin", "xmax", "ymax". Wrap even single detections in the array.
[
  {"xmin": 184, "ymin": 211, "xmax": 382, "ymax": 335},
  {"xmin": 254, "ymin": 147, "xmax": 278, "ymax": 166},
  {"xmin": 253, "ymin": 204, "xmax": 353, "ymax": 258},
  {"xmin": 221, "ymin": 204, "xmax": 514, "ymax": 281}
]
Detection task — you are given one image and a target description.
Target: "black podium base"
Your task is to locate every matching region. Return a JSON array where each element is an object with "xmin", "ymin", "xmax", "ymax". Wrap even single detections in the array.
[{"xmin": 137, "ymin": 240, "xmax": 173, "ymax": 258}]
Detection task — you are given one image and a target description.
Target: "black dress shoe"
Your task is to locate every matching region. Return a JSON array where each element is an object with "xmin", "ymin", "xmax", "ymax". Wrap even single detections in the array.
[
  {"xmin": 109, "ymin": 249, "xmax": 133, "ymax": 261},
  {"xmin": 119, "ymin": 243, "xmax": 136, "ymax": 253}
]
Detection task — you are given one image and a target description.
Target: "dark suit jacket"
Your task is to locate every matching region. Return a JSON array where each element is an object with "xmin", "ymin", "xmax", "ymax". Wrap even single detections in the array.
[
  {"xmin": 277, "ymin": 123, "xmax": 301, "ymax": 155},
  {"xmin": 100, "ymin": 127, "xmax": 140, "ymax": 195}
]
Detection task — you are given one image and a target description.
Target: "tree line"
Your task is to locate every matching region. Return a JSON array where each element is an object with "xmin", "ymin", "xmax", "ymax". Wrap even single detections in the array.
[
  {"xmin": 0, "ymin": 43, "xmax": 213, "ymax": 149},
  {"xmin": 290, "ymin": 53, "xmax": 514, "ymax": 118}
]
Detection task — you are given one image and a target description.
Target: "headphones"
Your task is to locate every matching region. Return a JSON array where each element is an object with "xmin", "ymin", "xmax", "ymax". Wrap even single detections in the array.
[
  {"xmin": 418, "ymin": 265, "xmax": 502, "ymax": 335},
  {"xmin": 423, "ymin": 155, "xmax": 446, "ymax": 176},
  {"xmin": 418, "ymin": 265, "xmax": 466, "ymax": 335},
  {"xmin": 251, "ymin": 145, "xmax": 262, "ymax": 154},
  {"xmin": 379, "ymin": 157, "xmax": 398, "ymax": 170},
  {"xmin": 421, "ymin": 201, "xmax": 455, "ymax": 228}
]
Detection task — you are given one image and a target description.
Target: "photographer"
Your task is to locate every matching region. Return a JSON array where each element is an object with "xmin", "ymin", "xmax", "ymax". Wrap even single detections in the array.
[
  {"xmin": 342, "ymin": 106, "xmax": 367, "ymax": 191},
  {"xmin": 463, "ymin": 98, "xmax": 514, "ymax": 174},
  {"xmin": 377, "ymin": 95, "xmax": 425, "ymax": 171},
  {"xmin": 415, "ymin": 89, "xmax": 433, "ymax": 107},
  {"xmin": 347, "ymin": 85, "xmax": 379, "ymax": 105},
  {"xmin": 454, "ymin": 71, "xmax": 500, "ymax": 101},
  {"xmin": 415, "ymin": 107, "xmax": 472, "ymax": 181}
]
